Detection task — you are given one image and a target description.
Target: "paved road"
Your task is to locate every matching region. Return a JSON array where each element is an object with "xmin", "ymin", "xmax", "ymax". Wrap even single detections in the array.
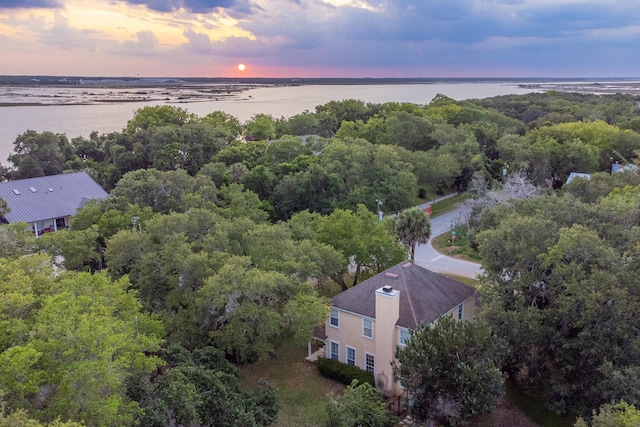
[{"xmin": 413, "ymin": 208, "xmax": 483, "ymax": 279}]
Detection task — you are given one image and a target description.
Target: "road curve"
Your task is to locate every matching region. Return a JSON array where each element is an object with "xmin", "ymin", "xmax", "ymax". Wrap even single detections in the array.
[{"xmin": 413, "ymin": 208, "xmax": 483, "ymax": 280}]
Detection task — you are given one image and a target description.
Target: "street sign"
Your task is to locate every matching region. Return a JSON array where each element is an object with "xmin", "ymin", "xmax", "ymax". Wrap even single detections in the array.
[{"xmin": 451, "ymin": 230, "xmax": 457, "ymax": 236}]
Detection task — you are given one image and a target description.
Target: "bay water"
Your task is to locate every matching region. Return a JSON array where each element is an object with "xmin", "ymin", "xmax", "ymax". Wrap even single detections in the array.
[{"xmin": 0, "ymin": 82, "xmax": 540, "ymax": 166}]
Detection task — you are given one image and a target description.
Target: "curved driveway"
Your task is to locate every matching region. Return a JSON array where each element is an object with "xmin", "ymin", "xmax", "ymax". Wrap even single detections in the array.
[{"xmin": 413, "ymin": 208, "xmax": 483, "ymax": 280}]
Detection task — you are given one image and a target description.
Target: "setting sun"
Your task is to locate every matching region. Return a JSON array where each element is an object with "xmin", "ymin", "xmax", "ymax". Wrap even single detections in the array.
[{"xmin": 238, "ymin": 64, "xmax": 246, "ymax": 71}]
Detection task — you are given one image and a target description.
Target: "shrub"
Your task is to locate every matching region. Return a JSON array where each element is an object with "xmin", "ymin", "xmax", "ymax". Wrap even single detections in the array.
[
  {"xmin": 316, "ymin": 357, "xmax": 374, "ymax": 386},
  {"xmin": 326, "ymin": 380, "xmax": 397, "ymax": 427}
]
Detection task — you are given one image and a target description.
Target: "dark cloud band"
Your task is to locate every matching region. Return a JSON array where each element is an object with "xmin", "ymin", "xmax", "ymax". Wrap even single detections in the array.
[
  {"xmin": 0, "ymin": 0, "xmax": 257, "ymax": 14},
  {"xmin": 0, "ymin": 0, "xmax": 62, "ymax": 8},
  {"xmin": 122, "ymin": 0, "xmax": 255, "ymax": 14}
]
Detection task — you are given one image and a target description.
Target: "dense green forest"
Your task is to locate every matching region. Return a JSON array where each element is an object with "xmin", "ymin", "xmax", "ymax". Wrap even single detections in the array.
[{"xmin": 2, "ymin": 91, "xmax": 640, "ymax": 426}]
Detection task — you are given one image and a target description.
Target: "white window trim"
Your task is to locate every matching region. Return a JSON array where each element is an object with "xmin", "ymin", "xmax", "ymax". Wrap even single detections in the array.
[
  {"xmin": 457, "ymin": 303, "xmax": 464, "ymax": 320},
  {"xmin": 346, "ymin": 346, "xmax": 356, "ymax": 366},
  {"xmin": 362, "ymin": 317, "xmax": 373, "ymax": 339},
  {"xmin": 329, "ymin": 340, "xmax": 340, "ymax": 361},
  {"xmin": 364, "ymin": 352, "xmax": 375, "ymax": 375},
  {"xmin": 398, "ymin": 327, "xmax": 410, "ymax": 347},
  {"xmin": 329, "ymin": 307, "xmax": 340, "ymax": 329}
]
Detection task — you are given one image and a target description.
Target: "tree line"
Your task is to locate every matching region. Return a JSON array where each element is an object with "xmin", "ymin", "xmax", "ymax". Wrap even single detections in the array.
[
  {"xmin": 4, "ymin": 92, "xmax": 640, "ymax": 220},
  {"xmin": 2, "ymin": 91, "xmax": 640, "ymax": 425},
  {"xmin": 465, "ymin": 170, "xmax": 640, "ymax": 418}
]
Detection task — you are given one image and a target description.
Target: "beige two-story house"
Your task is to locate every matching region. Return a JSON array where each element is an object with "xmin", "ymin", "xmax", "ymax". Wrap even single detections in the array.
[{"xmin": 319, "ymin": 261, "xmax": 477, "ymax": 396}]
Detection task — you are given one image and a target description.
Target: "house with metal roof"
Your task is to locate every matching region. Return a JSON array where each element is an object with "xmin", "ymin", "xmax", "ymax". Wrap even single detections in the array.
[
  {"xmin": 565, "ymin": 172, "xmax": 591, "ymax": 185},
  {"xmin": 317, "ymin": 261, "xmax": 477, "ymax": 397},
  {"xmin": 0, "ymin": 172, "xmax": 108, "ymax": 236},
  {"xmin": 611, "ymin": 162, "xmax": 638, "ymax": 174}
]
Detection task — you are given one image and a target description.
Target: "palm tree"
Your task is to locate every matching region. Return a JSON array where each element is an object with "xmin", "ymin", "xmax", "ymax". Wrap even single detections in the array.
[{"xmin": 395, "ymin": 207, "xmax": 431, "ymax": 261}]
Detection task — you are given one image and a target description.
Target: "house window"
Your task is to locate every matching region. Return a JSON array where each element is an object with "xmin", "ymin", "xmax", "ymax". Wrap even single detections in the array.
[
  {"xmin": 346, "ymin": 347, "xmax": 356, "ymax": 366},
  {"xmin": 365, "ymin": 353, "xmax": 375, "ymax": 374},
  {"xmin": 330, "ymin": 341, "xmax": 339, "ymax": 360},
  {"xmin": 399, "ymin": 328, "xmax": 410, "ymax": 346},
  {"xmin": 55, "ymin": 217, "xmax": 66, "ymax": 229},
  {"xmin": 329, "ymin": 308, "xmax": 339, "ymax": 328},
  {"xmin": 362, "ymin": 318, "xmax": 373, "ymax": 339},
  {"xmin": 457, "ymin": 303, "xmax": 464, "ymax": 320}
]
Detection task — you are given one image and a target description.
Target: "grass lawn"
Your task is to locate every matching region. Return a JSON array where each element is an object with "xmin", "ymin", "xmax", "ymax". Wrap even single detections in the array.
[
  {"xmin": 430, "ymin": 192, "xmax": 471, "ymax": 217},
  {"xmin": 441, "ymin": 273, "xmax": 481, "ymax": 289},
  {"xmin": 432, "ymin": 230, "xmax": 482, "ymax": 262},
  {"xmin": 237, "ymin": 343, "xmax": 572, "ymax": 427},
  {"xmin": 238, "ymin": 343, "xmax": 345, "ymax": 427}
]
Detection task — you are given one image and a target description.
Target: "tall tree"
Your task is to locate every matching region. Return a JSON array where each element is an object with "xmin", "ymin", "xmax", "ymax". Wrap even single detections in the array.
[
  {"xmin": 244, "ymin": 114, "xmax": 276, "ymax": 141},
  {"xmin": 311, "ymin": 205, "xmax": 406, "ymax": 290},
  {"xmin": 271, "ymin": 164, "xmax": 342, "ymax": 219},
  {"xmin": 0, "ymin": 223, "xmax": 37, "ymax": 259},
  {"xmin": 7, "ymin": 131, "xmax": 72, "ymax": 179},
  {"xmin": 278, "ymin": 111, "xmax": 320, "ymax": 136},
  {"xmin": 410, "ymin": 150, "xmax": 461, "ymax": 192},
  {"xmin": 475, "ymin": 190, "xmax": 640, "ymax": 416},
  {"xmin": 36, "ymin": 227, "xmax": 102, "ymax": 272},
  {"xmin": 315, "ymin": 99, "xmax": 372, "ymax": 127},
  {"xmin": 197, "ymin": 110, "xmax": 243, "ymax": 139},
  {"xmin": 319, "ymin": 138, "xmax": 417, "ymax": 212},
  {"xmin": 395, "ymin": 207, "xmax": 431, "ymax": 261},
  {"xmin": 196, "ymin": 256, "xmax": 326, "ymax": 363},
  {"xmin": 134, "ymin": 345, "xmax": 278, "ymax": 427},
  {"xmin": 0, "ymin": 258, "xmax": 164, "ymax": 426},
  {"xmin": 111, "ymin": 169, "xmax": 217, "ymax": 214},
  {"xmin": 124, "ymin": 105, "xmax": 195, "ymax": 133},
  {"xmin": 0, "ymin": 406, "xmax": 84, "ymax": 427},
  {"xmin": 575, "ymin": 401, "xmax": 640, "ymax": 427},
  {"xmin": 394, "ymin": 316, "xmax": 505, "ymax": 427}
]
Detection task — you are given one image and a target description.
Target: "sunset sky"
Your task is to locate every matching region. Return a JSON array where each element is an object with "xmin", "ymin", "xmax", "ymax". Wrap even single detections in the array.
[{"xmin": 1, "ymin": 0, "xmax": 639, "ymax": 78}]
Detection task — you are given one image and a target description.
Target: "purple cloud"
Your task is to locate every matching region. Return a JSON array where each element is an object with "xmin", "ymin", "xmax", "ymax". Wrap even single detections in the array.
[
  {"xmin": 0, "ymin": 0, "xmax": 62, "ymax": 8},
  {"xmin": 122, "ymin": 30, "xmax": 159, "ymax": 54},
  {"xmin": 2, "ymin": 0, "xmax": 640, "ymax": 77},
  {"xmin": 119, "ymin": 0, "xmax": 257, "ymax": 16}
]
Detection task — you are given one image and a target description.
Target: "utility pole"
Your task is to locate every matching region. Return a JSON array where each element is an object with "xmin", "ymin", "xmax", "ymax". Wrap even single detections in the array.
[{"xmin": 376, "ymin": 199, "xmax": 383, "ymax": 222}]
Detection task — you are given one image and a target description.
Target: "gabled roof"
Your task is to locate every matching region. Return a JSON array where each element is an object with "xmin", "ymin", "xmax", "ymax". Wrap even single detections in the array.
[
  {"xmin": 611, "ymin": 163, "xmax": 638, "ymax": 174},
  {"xmin": 0, "ymin": 172, "xmax": 108, "ymax": 224},
  {"xmin": 566, "ymin": 172, "xmax": 591, "ymax": 185},
  {"xmin": 331, "ymin": 262, "xmax": 477, "ymax": 329}
]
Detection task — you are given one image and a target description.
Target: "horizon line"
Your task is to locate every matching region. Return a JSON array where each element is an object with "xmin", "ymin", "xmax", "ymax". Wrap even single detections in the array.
[{"xmin": 2, "ymin": 75, "xmax": 640, "ymax": 80}]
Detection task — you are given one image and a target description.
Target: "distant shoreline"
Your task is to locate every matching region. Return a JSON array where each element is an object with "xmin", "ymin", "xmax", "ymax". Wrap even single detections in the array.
[
  {"xmin": 0, "ymin": 77, "xmax": 639, "ymax": 108},
  {"xmin": 1, "ymin": 75, "xmax": 639, "ymax": 87},
  {"xmin": 0, "ymin": 83, "xmax": 257, "ymax": 107}
]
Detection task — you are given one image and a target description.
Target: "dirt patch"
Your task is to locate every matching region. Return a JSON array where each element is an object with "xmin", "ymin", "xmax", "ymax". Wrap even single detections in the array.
[
  {"xmin": 468, "ymin": 396, "xmax": 540, "ymax": 427},
  {"xmin": 389, "ymin": 394, "xmax": 541, "ymax": 427}
]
